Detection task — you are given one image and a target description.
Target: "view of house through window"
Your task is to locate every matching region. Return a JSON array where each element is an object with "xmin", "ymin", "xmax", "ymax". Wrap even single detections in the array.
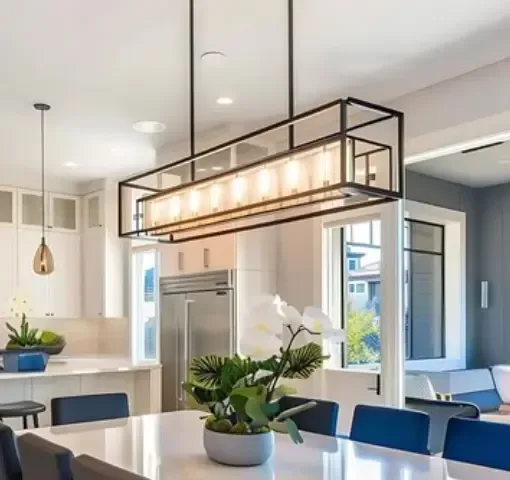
[{"xmin": 326, "ymin": 218, "xmax": 445, "ymax": 368}]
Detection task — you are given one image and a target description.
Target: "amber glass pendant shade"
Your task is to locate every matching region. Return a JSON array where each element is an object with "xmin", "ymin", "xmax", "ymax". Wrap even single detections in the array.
[{"xmin": 33, "ymin": 240, "xmax": 55, "ymax": 275}]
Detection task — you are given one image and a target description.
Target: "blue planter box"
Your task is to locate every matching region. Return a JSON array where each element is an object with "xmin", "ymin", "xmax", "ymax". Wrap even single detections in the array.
[{"xmin": 1, "ymin": 350, "xmax": 49, "ymax": 372}]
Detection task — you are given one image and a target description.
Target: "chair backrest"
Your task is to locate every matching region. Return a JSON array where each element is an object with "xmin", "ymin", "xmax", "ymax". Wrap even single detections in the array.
[
  {"xmin": 17, "ymin": 433, "xmax": 73, "ymax": 480},
  {"xmin": 0, "ymin": 423, "xmax": 21, "ymax": 480},
  {"xmin": 350, "ymin": 404, "xmax": 430, "ymax": 455},
  {"xmin": 405, "ymin": 396, "xmax": 479, "ymax": 454},
  {"xmin": 443, "ymin": 417, "xmax": 510, "ymax": 471},
  {"xmin": 278, "ymin": 396, "xmax": 339, "ymax": 436},
  {"xmin": 72, "ymin": 455, "xmax": 149, "ymax": 480},
  {"xmin": 51, "ymin": 393, "xmax": 129, "ymax": 426}
]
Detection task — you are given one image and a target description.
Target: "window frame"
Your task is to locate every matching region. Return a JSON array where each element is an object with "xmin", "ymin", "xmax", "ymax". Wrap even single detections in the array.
[
  {"xmin": 131, "ymin": 246, "xmax": 160, "ymax": 363},
  {"xmin": 404, "ymin": 218, "xmax": 446, "ymax": 360}
]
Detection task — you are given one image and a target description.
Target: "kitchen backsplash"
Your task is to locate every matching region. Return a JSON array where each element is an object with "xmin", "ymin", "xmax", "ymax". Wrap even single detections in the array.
[{"xmin": 0, "ymin": 316, "xmax": 130, "ymax": 356}]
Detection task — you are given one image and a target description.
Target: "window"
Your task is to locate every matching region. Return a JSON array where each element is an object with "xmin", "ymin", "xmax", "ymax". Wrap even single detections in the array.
[
  {"xmin": 404, "ymin": 220, "xmax": 445, "ymax": 360},
  {"xmin": 325, "ymin": 217, "xmax": 445, "ymax": 368},
  {"xmin": 132, "ymin": 249, "xmax": 158, "ymax": 360},
  {"xmin": 348, "ymin": 259, "xmax": 357, "ymax": 271}
]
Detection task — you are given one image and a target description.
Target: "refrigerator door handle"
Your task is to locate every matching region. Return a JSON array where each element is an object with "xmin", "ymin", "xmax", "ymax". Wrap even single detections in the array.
[{"xmin": 179, "ymin": 298, "xmax": 195, "ymax": 406}]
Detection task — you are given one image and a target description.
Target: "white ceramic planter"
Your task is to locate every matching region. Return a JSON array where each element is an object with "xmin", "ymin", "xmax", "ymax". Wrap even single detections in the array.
[{"xmin": 203, "ymin": 427, "xmax": 274, "ymax": 466}]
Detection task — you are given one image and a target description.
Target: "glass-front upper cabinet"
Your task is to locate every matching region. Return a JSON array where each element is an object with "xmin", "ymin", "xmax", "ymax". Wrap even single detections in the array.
[
  {"xmin": 18, "ymin": 189, "xmax": 43, "ymax": 228},
  {"xmin": 0, "ymin": 187, "xmax": 15, "ymax": 225},
  {"xmin": 48, "ymin": 193, "xmax": 79, "ymax": 232},
  {"xmin": 84, "ymin": 192, "xmax": 104, "ymax": 229}
]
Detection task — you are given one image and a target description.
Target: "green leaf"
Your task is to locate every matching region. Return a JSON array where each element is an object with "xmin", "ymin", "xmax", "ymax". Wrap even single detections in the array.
[
  {"xmin": 285, "ymin": 418, "xmax": 303, "ymax": 444},
  {"xmin": 230, "ymin": 385, "xmax": 266, "ymax": 399},
  {"xmin": 245, "ymin": 397, "xmax": 270, "ymax": 427},
  {"xmin": 276, "ymin": 401, "xmax": 317, "ymax": 421},
  {"xmin": 271, "ymin": 385, "xmax": 297, "ymax": 401},
  {"xmin": 282, "ymin": 342, "xmax": 327, "ymax": 379},
  {"xmin": 5, "ymin": 322, "xmax": 19, "ymax": 336},
  {"xmin": 260, "ymin": 402, "xmax": 280, "ymax": 419},
  {"xmin": 229, "ymin": 395, "xmax": 248, "ymax": 422},
  {"xmin": 189, "ymin": 355, "xmax": 228, "ymax": 389},
  {"xmin": 269, "ymin": 419, "xmax": 289, "ymax": 434},
  {"xmin": 220, "ymin": 356, "xmax": 256, "ymax": 393}
]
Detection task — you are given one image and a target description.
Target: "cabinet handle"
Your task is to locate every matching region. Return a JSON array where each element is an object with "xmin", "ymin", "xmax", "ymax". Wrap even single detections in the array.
[
  {"xmin": 178, "ymin": 251, "xmax": 184, "ymax": 271},
  {"xmin": 203, "ymin": 248, "xmax": 210, "ymax": 269}
]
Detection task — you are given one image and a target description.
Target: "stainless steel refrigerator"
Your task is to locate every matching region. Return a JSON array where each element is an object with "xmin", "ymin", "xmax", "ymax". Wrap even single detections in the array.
[{"xmin": 160, "ymin": 270, "xmax": 237, "ymax": 412}]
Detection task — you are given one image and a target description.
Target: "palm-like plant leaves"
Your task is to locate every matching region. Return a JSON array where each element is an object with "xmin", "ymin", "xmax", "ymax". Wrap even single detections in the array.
[
  {"xmin": 282, "ymin": 342, "xmax": 328, "ymax": 379},
  {"xmin": 189, "ymin": 355, "xmax": 228, "ymax": 389}
]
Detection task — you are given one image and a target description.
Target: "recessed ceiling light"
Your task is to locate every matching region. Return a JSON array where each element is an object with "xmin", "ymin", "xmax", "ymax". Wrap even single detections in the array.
[
  {"xmin": 63, "ymin": 161, "xmax": 78, "ymax": 168},
  {"xmin": 133, "ymin": 121, "xmax": 166, "ymax": 134},
  {"xmin": 211, "ymin": 165, "xmax": 224, "ymax": 171},
  {"xmin": 216, "ymin": 97, "xmax": 233, "ymax": 105},
  {"xmin": 201, "ymin": 51, "xmax": 227, "ymax": 68},
  {"xmin": 197, "ymin": 168, "xmax": 207, "ymax": 172}
]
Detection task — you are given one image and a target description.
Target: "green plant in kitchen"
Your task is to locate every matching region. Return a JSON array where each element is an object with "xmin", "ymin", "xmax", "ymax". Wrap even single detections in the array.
[
  {"xmin": 5, "ymin": 296, "xmax": 64, "ymax": 349},
  {"xmin": 182, "ymin": 295, "xmax": 344, "ymax": 444}
]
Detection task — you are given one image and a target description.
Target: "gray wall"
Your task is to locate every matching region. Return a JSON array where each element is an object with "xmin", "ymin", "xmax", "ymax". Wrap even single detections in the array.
[{"xmin": 405, "ymin": 170, "xmax": 480, "ymax": 367}]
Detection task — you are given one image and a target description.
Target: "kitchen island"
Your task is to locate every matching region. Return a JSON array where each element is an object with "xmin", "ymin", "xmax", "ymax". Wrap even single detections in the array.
[{"xmin": 0, "ymin": 357, "xmax": 161, "ymax": 429}]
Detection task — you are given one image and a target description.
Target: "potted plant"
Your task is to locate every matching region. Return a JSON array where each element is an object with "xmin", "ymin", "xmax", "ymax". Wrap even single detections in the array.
[
  {"xmin": 4, "ymin": 297, "xmax": 66, "ymax": 355},
  {"xmin": 183, "ymin": 295, "xmax": 343, "ymax": 466}
]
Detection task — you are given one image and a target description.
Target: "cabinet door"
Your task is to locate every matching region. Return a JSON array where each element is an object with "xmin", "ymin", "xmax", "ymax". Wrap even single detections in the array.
[
  {"xmin": 0, "ymin": 187, "xmax": 16, "ymax": 226},
  {"xmin": 84, "ymin": 192, "xmax": 104, "ymax": 230},
  {"xmin": 49, "ymin": 194, "xmax": 79, "ymax": 233},
  {"xmin": 83, "ymin": 227, "xmax": 105, "ymax": 317},
  {"xmin": 47, "ymin": 232, "xmax": 81, "ymax": 318},
  {"xmin": 17, "ymin": 229, "xmax": 49, "ymax": 317},
  {"xmin": 0, "ymin": 226, "xmax": 17, "ymax": 316},
  {"xmin": 202, "ymin": 235, "xmax": 236, "ymax": 271},
  {"xmin": 18, "ymin": 189, "xmax": 44, "ymax": 229}
]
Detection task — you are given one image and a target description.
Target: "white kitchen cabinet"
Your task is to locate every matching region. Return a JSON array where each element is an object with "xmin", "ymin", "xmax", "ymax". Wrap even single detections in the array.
[
  {"xmin": 47, "ymin": 231, "xmax": 81, "ymax": 318},
  {"xmin": 0, "ymin": 187, "xmax": 16, "ymax": 226},
  {"xmin": 83, "ymin": 227, "xmax": 105, "ymax": 317},
  {"xmin": 17, "ymin": 229, "xmax": 81, "ymax": 318},
  {"xmin": 0, "ymin": 226, "xmax": 17, "ymax": 316},
  {"xmin": 48, "ymin": 193, "xmax": 79, "ymax": 233},
  {"xmin": 17, "ymin": 229, "xmax": 49, "ymax": 317}
]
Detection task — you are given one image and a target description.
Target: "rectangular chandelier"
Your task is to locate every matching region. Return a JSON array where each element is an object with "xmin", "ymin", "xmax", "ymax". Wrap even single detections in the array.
[{"xmin": 119, "ymin": 97, "xmax": 403, "ymax": 243}]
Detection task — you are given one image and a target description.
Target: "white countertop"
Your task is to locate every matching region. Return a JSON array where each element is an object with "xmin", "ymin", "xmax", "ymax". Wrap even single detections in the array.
[
  {"xmin": 24, "ymin": 410, "xmax": 508, "ymax": 479},
  {"xmin": 0, "ymin": 356, "xmax": 160, "ymax": 380}
]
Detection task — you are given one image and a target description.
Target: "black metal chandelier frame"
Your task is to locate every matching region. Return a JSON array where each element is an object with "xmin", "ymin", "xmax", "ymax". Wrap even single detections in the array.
[{"xmin": 118, "ymin": 0, "xmax": 404, "ymax": 244}]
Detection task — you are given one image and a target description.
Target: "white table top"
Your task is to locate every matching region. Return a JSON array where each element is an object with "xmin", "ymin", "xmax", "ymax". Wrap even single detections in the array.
[{"xmin": 23, "ymin": 410, "xmax": 508, "ymax": 479}]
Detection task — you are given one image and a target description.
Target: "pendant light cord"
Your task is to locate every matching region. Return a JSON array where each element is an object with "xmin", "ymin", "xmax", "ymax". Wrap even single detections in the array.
[{"xmin": 40, "ymin": 108, "xmax": 46, "ymax": 244}]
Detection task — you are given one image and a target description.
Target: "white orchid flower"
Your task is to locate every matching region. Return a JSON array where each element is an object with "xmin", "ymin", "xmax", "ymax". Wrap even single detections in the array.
[
  {"xmin": 245, "ymin": 294, "xmax": 287, "ymax": 335},
  {"xmin": 240, "ymin": 328, "xmax": 282, "ymax": 360},
  {"xmin": 302, "ymin": 307, "xmax": 345, "ymax": 343}
]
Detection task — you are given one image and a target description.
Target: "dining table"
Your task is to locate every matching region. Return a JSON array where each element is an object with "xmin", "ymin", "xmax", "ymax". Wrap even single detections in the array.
[{"xmin": 21, "ymin": 410, "xmax": 509, "ymax": 479}]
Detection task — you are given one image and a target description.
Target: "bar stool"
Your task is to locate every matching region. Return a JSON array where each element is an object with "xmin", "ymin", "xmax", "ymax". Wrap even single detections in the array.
[{"xmin": 0, "ymin": 401, "xmax": 46, "ymax": 429}]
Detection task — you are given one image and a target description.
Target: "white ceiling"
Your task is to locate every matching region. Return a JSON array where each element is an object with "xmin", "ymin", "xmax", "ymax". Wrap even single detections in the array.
[
  {"xmin": 2, "ymin": 0, "xmax": 510, "ymax": 183},
  {"xmin": 408, "ymin": 141, "xmax": 510, "ymax": 187}
]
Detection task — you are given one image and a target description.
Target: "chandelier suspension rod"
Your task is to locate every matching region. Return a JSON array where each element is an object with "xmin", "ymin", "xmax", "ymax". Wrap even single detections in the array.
[
  {"xmin": 189, "ymin": 0, "xmax": 196, "ymax": 180},
  {"xmin": 288, "ymin": 0, "xmax": 295, "ymax": 149}
]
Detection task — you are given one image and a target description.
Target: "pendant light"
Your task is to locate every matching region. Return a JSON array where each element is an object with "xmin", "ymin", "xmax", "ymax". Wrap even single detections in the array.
[{"xmin": 33, "ymin": 103, "xmax": 55, "ymax": 275}]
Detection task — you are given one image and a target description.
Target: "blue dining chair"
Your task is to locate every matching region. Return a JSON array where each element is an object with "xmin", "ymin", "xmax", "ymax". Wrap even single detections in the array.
[
  {"xmin": 51, "ymin": 393, "xmax": 129, "ymax": 426},
  {"xmin": 0, "ymin": 422, "xmax": 22, "ymax": 480},
  {"xmin": 278, "ymin": 396, "xmax": 339, "ymax": 436},
  {"xmin": 18, "ymin": 433, "xmax": 73, "ymax": 480},
  {"xmin": 443, "ymin": 417, "xmax": 510, "ymax": 471},
  {"xmin": 349, "ymin": 404, "xmax": 430, "ymax": 455}
]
